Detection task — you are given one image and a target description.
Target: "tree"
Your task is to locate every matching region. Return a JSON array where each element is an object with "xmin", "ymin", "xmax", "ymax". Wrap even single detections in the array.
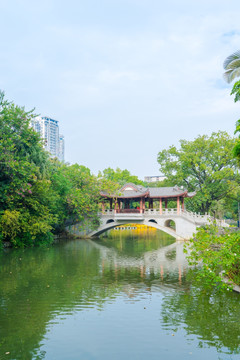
[
  {"xmin": 0, "ymin": 91, "xmax": 112, "ymax": 247},
  {"xmin": 0, "ymin": 91, "xmax": 57, "ymax": 246},
  {"xmin": 185, "ymin": 224, "xmax": 240, "ymax": 289},
  {"xmin": 223, "ymin": 50, "xmax": 240, "ymax": 83},
  {"xmin": 223, "ymin": 51, "xmax": 240, "ymax": 161},
  {"xmin": 99, "ymin": 167, "xmax": 144, "ymax": 186},
  {"xmin": 157, "ymin": 131, "xmax": 239, "ymax": 214},
  {"xmin": 227, "ymin": 82, "xmax": 240, "ymax": 161}
]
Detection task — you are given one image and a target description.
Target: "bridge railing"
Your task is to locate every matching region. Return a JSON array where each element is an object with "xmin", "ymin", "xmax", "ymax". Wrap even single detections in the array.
[
  {"xmin": 100, "ymin": 208, "xmax": 228, "ymax": 226},
  {"xmin": 102, "ymin": 209, "xmax": 115, "ymax": 215},
  {"xmin": 144, "ymin": 208, "xmax": 209, "ymax": 221},
  {"xmin": 101, "ymin": 208, "xmax": 208, "ymax": 218}
]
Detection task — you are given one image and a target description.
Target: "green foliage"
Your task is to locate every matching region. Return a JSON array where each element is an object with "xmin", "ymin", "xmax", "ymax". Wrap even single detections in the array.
[
  {"xmin": 185, "ymin": 225, "xmax": 240, "ymax": 290},
  {"xmin": 0, "ymin": 90, "xmax": 143, "ymax": 247},
  {"xmin": 231, "ymin": 80, "xmax": 240, "ymax": 102},
  {"xmin": 99, "ymin": 167, "xmax": 144, "ymax": 186},
  {"xmin": 146, "ymin": 178, "xmax": 174, "ymax": 188},
  {"xmin": 223, "ymin": 51, "xmax": 240, "ymax": 162},
  {"xmin": 223, "ymin": 50, "xmax": 240, "ymax": 84},
  {"xmin": 233, "ymin": 119, "xmax": 240, "ymax": 162},
  {"xmin": 0, "ymin": 91, "xmax": 56, "ymax": 247},
  {"xmin": 59, "ymin": 163, "xmax": 100, "ymax": 227},
  {"xmin": 157, "ymin": 131, "xmax": 239, "ymax": 214},
  {"xmin": 0, "ymin": 91, "xmax": 105, "ymax": 247}
]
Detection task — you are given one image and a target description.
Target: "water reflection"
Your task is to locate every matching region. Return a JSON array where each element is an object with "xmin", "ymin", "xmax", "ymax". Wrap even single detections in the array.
[
  {"xmin": 0, "ymin": 229, "xmax": 239, "ymax": 359},
  {"xmin": 161, "ymin": 282, "xmax": 240, "ymax": 354}
]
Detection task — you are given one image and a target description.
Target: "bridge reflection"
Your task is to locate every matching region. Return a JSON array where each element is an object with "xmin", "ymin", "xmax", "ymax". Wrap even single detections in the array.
[{"xmin": 89, "ymin": 238, "xmax": 188, "ymax": 285}]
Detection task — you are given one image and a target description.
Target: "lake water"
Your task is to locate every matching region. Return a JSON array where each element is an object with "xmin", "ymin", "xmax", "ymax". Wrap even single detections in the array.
[{"xmin": 0, "ymin": 228, "xmax": 240, "ymax": 360}]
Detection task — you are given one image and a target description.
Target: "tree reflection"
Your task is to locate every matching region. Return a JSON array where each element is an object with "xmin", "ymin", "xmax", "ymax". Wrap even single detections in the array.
[
  {"xmin": 161, "ymin": 276, "xmax": 240, "ymax": 354},
  {"xmin": 0, "ymin": 241, "xmax": 120, "ymax": 359},
  {"xmin": 0, "ymin": 236, "xmax": 176, "ymax": 360},
  {"xmin": 1, "ymin": 237, "xmax": 240, "ymax": 359}
]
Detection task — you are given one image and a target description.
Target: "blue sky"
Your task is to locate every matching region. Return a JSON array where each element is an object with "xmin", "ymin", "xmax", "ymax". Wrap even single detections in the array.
[{"xmin": 1, "ymin": 0, "xmax": 240, "ymax": 179}]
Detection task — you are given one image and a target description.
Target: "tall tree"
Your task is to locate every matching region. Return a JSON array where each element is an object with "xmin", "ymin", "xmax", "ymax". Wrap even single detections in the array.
[
  {"xmin": 99, "ymin": 167, "xmax": 144, "ymax": 186},
  {"xmin": 157, "ymin": 131, "xmax": 239, "ymax": 214},
  {"xmin": 223, "ymin": 50, "xmax": 240, "ymax": 83},
  {"xmin": 0, "ymin": 91, "xmax": 56, "ymax": 246},
  {"xmin": 223, "ymin": 50, "xmax": 240, "ymax": 161},
  {"xmin": 0, "ymin": 91, "xmax": 107, "ymax": 247}
]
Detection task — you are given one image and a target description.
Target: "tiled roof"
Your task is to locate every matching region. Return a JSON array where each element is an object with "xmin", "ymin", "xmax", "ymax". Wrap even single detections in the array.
[
  {"xmin": 149, "ymin": 186, "xmax": 188, "ymax": 198},
  {"xmin": 101, "ymin": 184, "xmax": 195, "ymax": 199}
]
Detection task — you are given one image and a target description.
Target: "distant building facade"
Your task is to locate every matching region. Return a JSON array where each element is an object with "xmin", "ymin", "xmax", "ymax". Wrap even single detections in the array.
[
  {"xmin": 31, "ymin": 116, "xmax": 65, "ymax": 161},
  {"xmin": 144, "ymin": 175, "xmax": 166, "ymax": 183},
  {"xmin": 58, "ymin": 134, "xmax": 65, "ymax": 162}
]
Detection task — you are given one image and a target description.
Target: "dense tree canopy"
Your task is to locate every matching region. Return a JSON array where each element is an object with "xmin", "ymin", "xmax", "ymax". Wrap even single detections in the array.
[
  {"xmin": 186, "ymin": 224, "xmax": 240, "ymax": 289},
  {"xmin": 98, "ymin": 167, "xmax": 144, "ymax": 186},
  {"xmin": 0, "ymin": 92, "xmax": 105, "ymax": 247},
  {"xmin": 157, "ymin": 131, "xmax": 239, "ymax": 214}
]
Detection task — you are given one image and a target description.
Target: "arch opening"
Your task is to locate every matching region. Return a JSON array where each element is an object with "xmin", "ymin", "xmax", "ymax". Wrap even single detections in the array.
[
  {"xmin": 148, "ymin": 219, "xmax": 158, "ymax": 224},
  {"xmin": 164, "ymin": 219, "xmax": 176, "ymax": 231},
  {"xmin": 88, "ymin": 219, "xmax": 181, "ymax": 240},
  {"xmin": 106, "ymin": 219, "xmax": 115, "ymax": 224}
]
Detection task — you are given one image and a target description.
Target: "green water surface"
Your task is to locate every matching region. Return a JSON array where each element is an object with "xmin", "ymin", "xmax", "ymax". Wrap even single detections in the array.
[{"xmin": 0, "ymin": 229, "xmax": 240, "ymax": 360}]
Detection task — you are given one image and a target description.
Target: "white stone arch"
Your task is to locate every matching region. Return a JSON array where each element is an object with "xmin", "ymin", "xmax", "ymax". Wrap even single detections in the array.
[
  {"xmin": 164, "ymin": 218, "xmax": 176, "ymax": 231},
  {"xmin": 88, "ymin": 219, "xmax": 185, "ymax": 240}
]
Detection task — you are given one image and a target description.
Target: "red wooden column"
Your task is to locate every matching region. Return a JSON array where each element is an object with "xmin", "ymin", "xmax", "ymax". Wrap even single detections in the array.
[
  {"xmin": 143, "ymin": 198, "xmax": 145, "ymax": 213},
  {"xmin": 165, "ymin": 199, "xmax": 168, "ymax": 210},
  {"xmin": 140, "ymin": 198, "xmax": 143, "ymax": 213},
  {"xmin": 181, "ymin": 197, "xmax": 184, "ymax": 210},
  {"xmin": 159, "ymin": 198, "xmax": 162, "ymax": 215},
  {"xmin": 177, "ymin": 196, "xmax": 180, "ymax": 214},
  {"xmin": 114, "ymin": 200, "xmax": 117, "ymax": 214},
  {"xmin": 102, "ymin": 201, "xmax": 105, "ymax": 214}
]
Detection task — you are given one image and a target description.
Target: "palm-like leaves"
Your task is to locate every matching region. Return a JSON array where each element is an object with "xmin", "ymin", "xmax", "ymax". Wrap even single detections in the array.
[{"xmin": 223, "ymin": 50, "xmax": 240, "ymax": 83}]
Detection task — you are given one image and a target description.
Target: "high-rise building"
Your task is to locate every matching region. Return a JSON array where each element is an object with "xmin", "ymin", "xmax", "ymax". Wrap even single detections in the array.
[
  {"xmin": 30, "ymin": 116, "xmax": 64, "ymax": 161},
  {"xmin": 58, "ymin": 134, "xmax": 65, "ymax": 162}
]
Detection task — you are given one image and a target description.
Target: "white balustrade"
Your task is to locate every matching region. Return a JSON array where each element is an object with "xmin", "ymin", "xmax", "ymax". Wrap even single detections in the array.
[
  {"xmin": 103, "ymin": 209, "xmax": 114, "ymax": 215},
  {"xmin": 99, "ymin": 208, "xmax": 227, "ymax": 226}
]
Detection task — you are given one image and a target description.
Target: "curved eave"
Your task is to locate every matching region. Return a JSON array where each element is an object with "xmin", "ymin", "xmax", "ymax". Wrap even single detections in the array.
[
  {"xmin": 100, "ymin": 191, "xmax": 150, "ymax": 199},
  {"xmin": 185, "ymin": 191, "xmax": 196, "ymax": 198},
  {"xmin": 148, "ymin": 191, "xmax": 189, "ymax": 199}
]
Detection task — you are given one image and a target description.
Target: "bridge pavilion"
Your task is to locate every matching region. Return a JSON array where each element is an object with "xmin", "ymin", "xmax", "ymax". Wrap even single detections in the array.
[{"xmin": 100, "ymin": 183, "xmax": 195, "ymax": 215}]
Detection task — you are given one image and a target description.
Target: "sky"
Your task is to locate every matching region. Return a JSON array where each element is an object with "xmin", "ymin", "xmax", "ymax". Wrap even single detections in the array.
[{"xmin": 1, "ymin": 0, "xmax": 240, "ymax": 179}]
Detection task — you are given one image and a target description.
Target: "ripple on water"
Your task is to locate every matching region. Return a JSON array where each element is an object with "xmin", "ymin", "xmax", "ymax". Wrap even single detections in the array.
[{"xmin": 1, "ymin": 236, "xmax": 240, "ymax": 360}]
